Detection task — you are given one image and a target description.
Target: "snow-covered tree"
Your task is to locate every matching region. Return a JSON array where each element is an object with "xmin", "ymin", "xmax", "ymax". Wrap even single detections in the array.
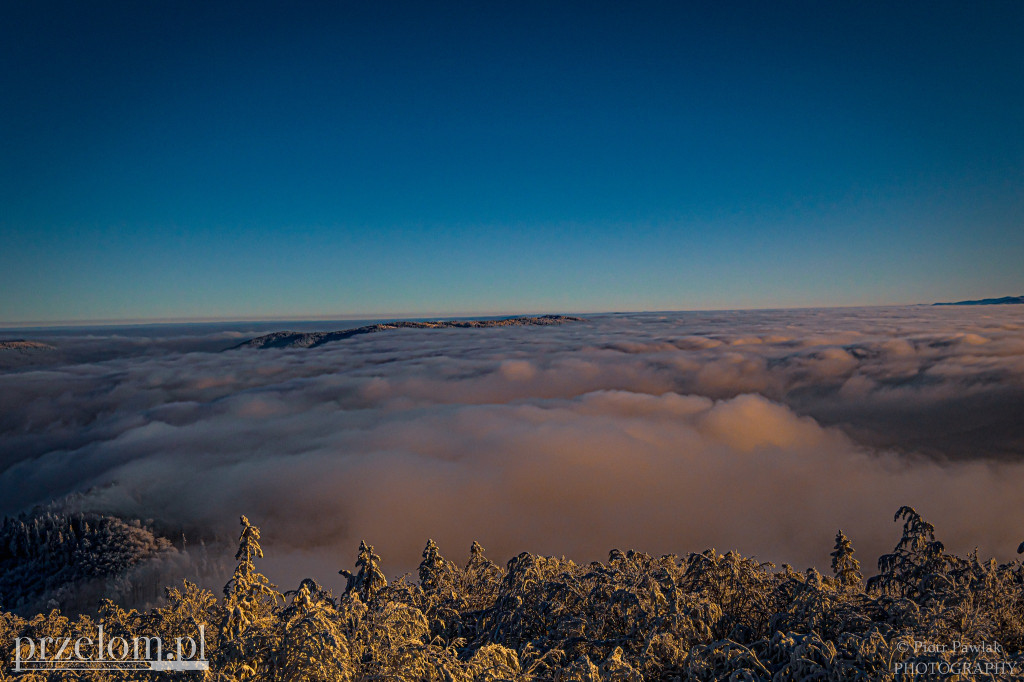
[
  {"xmin": 830, "ymin": 530, "xmax": 863, "ymax": 588},
  {"xmin": 217, "ymin": 515, "xmax": 281, "ymax": 680},
  {"xmin": 339, "ymin": 541, "xmax": 387, "ymax": 603}
]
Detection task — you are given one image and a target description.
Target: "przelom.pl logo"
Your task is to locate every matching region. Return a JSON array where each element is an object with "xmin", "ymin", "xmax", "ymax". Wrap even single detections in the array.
[{"xmin": 12, "ymin": 624, "xmax": 207, "ymax": 672}]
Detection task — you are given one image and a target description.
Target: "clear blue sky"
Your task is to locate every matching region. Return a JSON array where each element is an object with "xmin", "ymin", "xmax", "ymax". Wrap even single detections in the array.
[{"xmin": 2, "ymin": 1, "xmax": 1023, "ymax": 324}]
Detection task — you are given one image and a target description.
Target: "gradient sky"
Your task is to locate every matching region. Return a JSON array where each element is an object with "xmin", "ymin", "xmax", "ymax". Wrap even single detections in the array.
[{"xmin": 2, "ymin": 1, "xmax": 1023, "ymax": 324}]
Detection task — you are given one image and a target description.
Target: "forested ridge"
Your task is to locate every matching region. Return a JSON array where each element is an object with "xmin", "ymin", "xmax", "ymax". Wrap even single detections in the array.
[
  {"xmin": 1, "ymin": 507, "xmax": 1023, "ymax": 680},
  {"xmin": 0, "ymin": 509, "xmax": 222, "ymax": 617}
]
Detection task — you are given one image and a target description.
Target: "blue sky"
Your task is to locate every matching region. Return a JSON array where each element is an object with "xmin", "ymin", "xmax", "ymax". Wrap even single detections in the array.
[{"xmin": 2, "ymin": 1, "xmax": 1023, "ymax": 324}]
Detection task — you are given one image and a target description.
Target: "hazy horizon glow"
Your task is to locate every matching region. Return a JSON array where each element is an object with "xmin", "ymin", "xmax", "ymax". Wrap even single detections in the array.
[
  {"xmin": 2, "ymin": 2, "xmax": 1023, "ymax": 323},
  {"xmin": 0, "ymin": 303, "xmax": 953, "ymax": 330}
]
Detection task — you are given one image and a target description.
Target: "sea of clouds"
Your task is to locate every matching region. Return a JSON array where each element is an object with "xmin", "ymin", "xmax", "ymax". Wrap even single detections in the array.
[{"xmin": 2, "ymin": 306, "xmax": 1023, "ymax": 588}]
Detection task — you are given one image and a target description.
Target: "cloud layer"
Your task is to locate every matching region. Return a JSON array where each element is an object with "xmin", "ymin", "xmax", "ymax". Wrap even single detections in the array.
[{"xmin": 2, "ymin": 306, "xmax": 1024, "ymax": 587}]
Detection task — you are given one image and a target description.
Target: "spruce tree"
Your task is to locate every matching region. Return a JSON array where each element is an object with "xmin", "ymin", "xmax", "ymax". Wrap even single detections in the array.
[
  {"xmin": 217, "ymin": 515, "xmax": 281, "ymax": 679},
  {"xmin": 830, "ymin": 530, "xmax": 863, "ymax": 588},
  {"xmin": 339, "ymin": 541, "xmax": 387, "ymax": 603}
]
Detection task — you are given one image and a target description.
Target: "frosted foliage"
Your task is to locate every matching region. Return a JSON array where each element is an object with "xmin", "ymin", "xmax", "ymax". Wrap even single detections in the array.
[{"xmin": 2, "ymin": 509, "xmax": 1023, "ymax": 679}]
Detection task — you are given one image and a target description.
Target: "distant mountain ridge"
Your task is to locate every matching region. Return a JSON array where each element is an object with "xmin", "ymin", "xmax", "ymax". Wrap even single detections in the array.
[
  {"xmin": 229, "ymin": 315, "xmax": 585, "ymax": 350},
  {"xmin": 934, "ymin": 295, "xmax": 1024, "ymax": 306}
]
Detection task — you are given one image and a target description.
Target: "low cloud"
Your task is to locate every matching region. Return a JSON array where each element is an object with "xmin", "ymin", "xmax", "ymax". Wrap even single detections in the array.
[{"xmin": 2, "ymin": 306, "xmax": 1023, "ymax": 588}]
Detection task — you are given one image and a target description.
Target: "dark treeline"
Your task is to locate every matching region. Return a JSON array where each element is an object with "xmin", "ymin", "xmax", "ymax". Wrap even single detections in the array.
[
  {"xmin": 1, "ymin": 507, "xmax": 1023, "ymax": 680},
  {"xmin": 0, "ymin": 509, "xmax": 224, "ymax": 617}
]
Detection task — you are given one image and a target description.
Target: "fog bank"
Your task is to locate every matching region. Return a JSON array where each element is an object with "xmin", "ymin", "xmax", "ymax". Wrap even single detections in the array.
[{"xmin": 2, "ymin": 306, "xmax": 1023, "ymax": 587}]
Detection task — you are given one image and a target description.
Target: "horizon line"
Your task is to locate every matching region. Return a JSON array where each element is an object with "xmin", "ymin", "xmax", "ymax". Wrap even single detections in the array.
[{"xmin": 0, "ymin": 301, "xmax": 937, "ymax": 331}]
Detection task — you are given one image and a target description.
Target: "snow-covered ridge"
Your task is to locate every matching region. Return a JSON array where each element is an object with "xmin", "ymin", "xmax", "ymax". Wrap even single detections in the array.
[{"xmin": 228, "ymin": 315, "xmax": 585, "ymax": 350}]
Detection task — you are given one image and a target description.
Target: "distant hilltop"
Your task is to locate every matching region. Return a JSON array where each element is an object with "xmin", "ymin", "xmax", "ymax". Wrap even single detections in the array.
[
  {"xmin": 0, "ymin": 340, "xmax": 58, "ymax": 370},
  {"xmin": 229, "ymin": 315, "xmax": 585, "ymax": 350},
  {"xmin": 933, "ymin": 295, "xmax": 1024, "ymax": 306},
  {"xmin": 0, "ymin": 339, "xmax": 56, "ymax": 351}
]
